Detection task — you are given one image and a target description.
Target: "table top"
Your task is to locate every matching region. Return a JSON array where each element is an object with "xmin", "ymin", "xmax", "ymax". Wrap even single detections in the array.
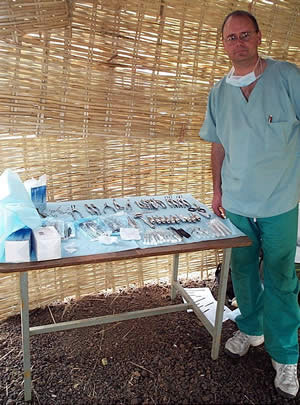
[{"xmin": 0, "ymin": 235, "xmax": 251, "ymax": 274}]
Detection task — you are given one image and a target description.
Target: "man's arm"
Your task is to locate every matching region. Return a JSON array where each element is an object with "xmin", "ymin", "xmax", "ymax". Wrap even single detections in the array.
[{"xmin": 211, "ymin": 142, "xmax": 225, "ymax": 217}]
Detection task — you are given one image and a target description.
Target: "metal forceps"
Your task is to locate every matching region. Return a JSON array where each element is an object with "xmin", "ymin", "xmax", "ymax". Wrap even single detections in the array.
[
  {"xmin": 103, "ymin": 201, "xmax": 117, "ymax": 214},
  {"xmin": 85, "ymin": 203, "xmax": 101, "ymax": 216},
  {"xmin": 188, "ymin": 205, "xmax": 211, "ymax": 219},
  {"xmin": 113, "ymin": 198, "xmax": 124, "ymax": 211},
  {"xmin": 71, "ymin": 204, "xmax": 83, "ymax": 219}
]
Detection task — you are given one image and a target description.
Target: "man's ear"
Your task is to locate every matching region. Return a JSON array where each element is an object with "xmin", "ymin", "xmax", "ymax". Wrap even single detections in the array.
[{"xmin": 257, "ymin": 31, "xmax": 262, "ymax": 46}]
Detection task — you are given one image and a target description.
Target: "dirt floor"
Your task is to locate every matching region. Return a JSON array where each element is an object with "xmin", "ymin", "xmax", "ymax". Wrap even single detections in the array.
[{"xmin": 0, "ymin": 279, "xmax": 299, "ymax": 405}]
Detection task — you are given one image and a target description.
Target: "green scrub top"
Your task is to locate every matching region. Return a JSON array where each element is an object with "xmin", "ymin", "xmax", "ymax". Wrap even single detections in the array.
[{"xmin": 199, "ymin": 58, "xmax": 300, "ymax": 218}]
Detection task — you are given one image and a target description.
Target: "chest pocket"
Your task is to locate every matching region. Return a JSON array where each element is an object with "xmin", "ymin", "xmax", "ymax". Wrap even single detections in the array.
[{"xmin": 265, "ymin": 121, "xmax": 289, "ymax": 153}]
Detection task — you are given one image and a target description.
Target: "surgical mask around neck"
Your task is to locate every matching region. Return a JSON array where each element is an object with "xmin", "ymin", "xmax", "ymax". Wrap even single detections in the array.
[{"xmin": 226, "ymin": 58, "xmax": 261, "ymax": 87}]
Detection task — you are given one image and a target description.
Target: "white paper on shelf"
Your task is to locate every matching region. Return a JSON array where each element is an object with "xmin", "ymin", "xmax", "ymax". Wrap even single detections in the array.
[{"xmin": 183, "ymin": 287, "xmax": 239, "ymax": 326}]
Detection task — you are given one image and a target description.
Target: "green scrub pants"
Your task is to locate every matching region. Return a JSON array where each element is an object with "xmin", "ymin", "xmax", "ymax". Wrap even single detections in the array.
[{"xmin": 226, "ymin": 206, "xmax": 300, "ymax": 364}]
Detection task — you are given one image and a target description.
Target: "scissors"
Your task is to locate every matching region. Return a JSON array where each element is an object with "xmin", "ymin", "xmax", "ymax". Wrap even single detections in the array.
[{"xmin": 188, "ymin": 205, "xmax": 211, "ymax": 219}]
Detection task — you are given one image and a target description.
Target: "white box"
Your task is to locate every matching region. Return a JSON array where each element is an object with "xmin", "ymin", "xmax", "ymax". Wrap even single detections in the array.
[
  {"xmin": 33, "ymin": 226, "xmax": 61, "ymax": 261},
  {"xmin": 5, "ymin": 228, "xmax": 31, "ymax": 263}
]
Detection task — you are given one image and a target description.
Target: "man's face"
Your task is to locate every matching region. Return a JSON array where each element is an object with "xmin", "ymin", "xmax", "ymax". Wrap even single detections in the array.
[{"xmin": 222, "ymin": 15, "xmax": 261, "ymax": 64}]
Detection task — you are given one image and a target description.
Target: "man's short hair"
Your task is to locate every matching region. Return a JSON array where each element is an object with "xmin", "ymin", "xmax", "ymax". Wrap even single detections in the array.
[{"xmin": 221, "ymin": 10, "xmax": 260, "ymax": 36}]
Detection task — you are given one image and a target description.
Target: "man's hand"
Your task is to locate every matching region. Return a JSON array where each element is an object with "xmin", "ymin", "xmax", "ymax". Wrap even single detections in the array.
[
  {"xmin": 212, "ymin": 191, "xmax": 225, "ymax": 218},
  {"xmin": 211, "ymin": 142, "xmax": 226, "ymax": 218}
]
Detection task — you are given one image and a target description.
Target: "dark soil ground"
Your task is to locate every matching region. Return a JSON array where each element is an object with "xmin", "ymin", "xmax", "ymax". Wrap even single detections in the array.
[{"xmin": 0, "ymin": 279, "xmax": 299, "ymax": 405}]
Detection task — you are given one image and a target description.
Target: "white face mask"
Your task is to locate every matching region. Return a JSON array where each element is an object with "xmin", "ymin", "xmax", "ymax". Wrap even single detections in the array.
[{"xmin": 226, "ymin": 58, "xmax": 261, "ymax": 87}]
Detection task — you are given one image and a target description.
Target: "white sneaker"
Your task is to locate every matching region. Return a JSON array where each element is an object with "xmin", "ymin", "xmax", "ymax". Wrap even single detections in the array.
[
  {"xmin": 225, "ymin": 330, "xmax": 264, "ymax": 358},
  {"xmin": 272, "ymin": 359, "xmax": 299, "ymax": 399}
]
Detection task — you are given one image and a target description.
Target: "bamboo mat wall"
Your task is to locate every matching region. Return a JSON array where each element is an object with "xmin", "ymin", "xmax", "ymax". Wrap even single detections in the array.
[{"xmin": 0, "ymin": 0, "xmax": 299, "ymax": 321}]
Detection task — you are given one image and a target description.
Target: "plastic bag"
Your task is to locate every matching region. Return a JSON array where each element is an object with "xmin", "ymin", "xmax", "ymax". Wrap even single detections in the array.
[{"xmin": 0, "ymin": 169, "xmax": 42, "ymax": 261}]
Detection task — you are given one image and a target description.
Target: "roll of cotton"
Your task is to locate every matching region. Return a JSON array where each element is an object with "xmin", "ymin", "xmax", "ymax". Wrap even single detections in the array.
[
  {"xmin": 5, "ymin": 228, "xmax": 32, "ymax": 263},
  {"xmin": 33, "ymin": 226, "xmax": 61, "ymax": 261}
]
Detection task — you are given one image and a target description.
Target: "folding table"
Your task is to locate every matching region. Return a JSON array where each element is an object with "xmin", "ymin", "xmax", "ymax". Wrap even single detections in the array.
[{"xmin": 0, "ymin": 234, "xmax": 251, "ymax": 402}]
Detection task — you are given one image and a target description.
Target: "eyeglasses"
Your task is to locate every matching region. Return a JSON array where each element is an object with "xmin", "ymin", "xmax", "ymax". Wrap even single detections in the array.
[{"xmin": 224, "ymin": 31, "xmax": 257, "ymax": 44}]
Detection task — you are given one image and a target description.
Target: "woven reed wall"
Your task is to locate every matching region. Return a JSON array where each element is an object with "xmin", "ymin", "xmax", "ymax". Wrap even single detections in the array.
[{"xmin": 0, "ymin": 0, "xmax": 299, "ymax": 320}]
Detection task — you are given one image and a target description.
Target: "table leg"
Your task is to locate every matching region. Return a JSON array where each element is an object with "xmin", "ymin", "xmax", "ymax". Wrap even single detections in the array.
[
  {"xmin": 211, "ymin": 247, "xmax": 232, "ymax": 360},
  {"xmin": 20, "ymin": 272, "xmax": 32, "ymax": 402},
  {"xmin": 170, "ymin": 253, "xmax": 179, "ymax": 301}
]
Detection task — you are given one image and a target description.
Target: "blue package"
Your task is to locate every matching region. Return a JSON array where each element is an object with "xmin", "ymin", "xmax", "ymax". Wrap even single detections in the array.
[{"xmin": 7, "ymin": 228, "xmax": 32, "ymax": 241}]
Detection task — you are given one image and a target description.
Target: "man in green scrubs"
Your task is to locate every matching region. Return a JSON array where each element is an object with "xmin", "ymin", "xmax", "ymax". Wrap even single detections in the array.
[{"xmin": 199, "ymin": 10, "xmax": 300, "ymax": 399}]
